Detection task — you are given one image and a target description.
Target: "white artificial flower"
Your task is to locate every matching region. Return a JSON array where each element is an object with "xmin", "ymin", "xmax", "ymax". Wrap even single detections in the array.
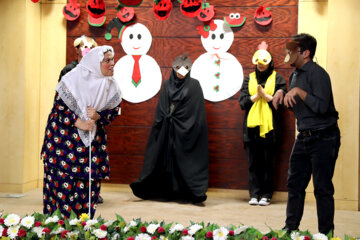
[
  {"xmin": 234, "ymin": 225, "xmax": 248, "ymax": 235},
  {"xmin": 45, "ymin": 216, "xmax": 59, "ymax": 224},
  {"xmin": 170, "ymin": 224, "xmax": 184, "ymax": 233},
  {"xmin": 135, "ymin": 233, "xmax": 151, "ymax": 240},
  {"xmin": 181, "ymin": 236, "xmax": 194, "ymax": 240},
  {"xmin": 104, "ymin": 220, "xmax": 115, "ymax": 227},
  {"xmin": 188, "ymin": 224, "xmax": 203, "ymax": 235},
  {"xmin": 160, "ymin": 236, "xmax": 168, "ymax": 240},
  {"xmin": 124, "ymin": 220, "xmax": 138, "ymax": 233},
  {"xmin": 21, "ymin": 216, "xmax": 35, "ymax": 229},
  {"xmin": 84, "ymin": 219, "xmax": 98, "ymax": 231},
  {"xmin": 7, "ymin": 226, "xmax": 20, "ymax": 239},
  {"xmin": 51, "ymin": 227, "xmax": 65, "ymax": 235},
  {"xmin": 4, "ymin": 214, "xmax": 20, "ymax": 226},
  {"xmin": 147, "ymin": 223, "xmax": 160, "ymax": 234},
  {"xmin": 93, "ymin": 229, "xmax": 107, "ymax": 238},
  {"xmin": 291, "ymin": 231, "xmax": 304, "ymax": 240},
  {"xmin": 32, "ymin": 227, "xmax": 44, "ymax": 238},
  {"xmin": 67, "ymin": 230, "xmax": 80, "ymax": 237},
  {"xmin": 111, "ymin": 233, "xmax": 121, "ymax": 240},
  {"xmin": 0, "ymin": 226, "xmax": 3, "ymax": 236},
  {"xmin": 213, "ymin": 227, "xmax": 229, "ymax": 240},
  {"xmin": 69, "ymin": 218, "xmax": 80, "ymax": 225},
  {"xmin": 313, "ymin": 233, "xmax": 328, "ymax": 240}
]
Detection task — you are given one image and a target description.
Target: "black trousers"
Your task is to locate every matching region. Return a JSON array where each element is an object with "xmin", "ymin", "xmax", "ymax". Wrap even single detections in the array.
[
  {"xmin": 285, "ymin": 126, "xmax": 340, "ymax": 234},
  {"xmin": 245, "ymin": 139, "xmax": 274, "ymax": 199}
]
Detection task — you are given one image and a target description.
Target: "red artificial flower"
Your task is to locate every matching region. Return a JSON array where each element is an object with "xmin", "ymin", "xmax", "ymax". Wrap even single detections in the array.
[
  {"xmin": 182, "ymin": 229, "xmax": 189, "ymax": 235},
  {"xmin": 270, "ymin": 238, "xmax": 277, "ymax": 240},
  {"xmin": 0, "ymin": 218, "xmax": 4, "ymax": 224},
  {"xmin": 100, "ymin": 224, "xmax": 107, "ymax": 231},
  {"xmin": 229, "ymin": 230, "xmax": 234, "ymax": 236},
  {"xmin": 304, "ymin": 237, "xmax": 311, "ymax": 240},
  {"xmin": 100, "ymin": 238, "xmax": 107, "ymax": 240},
  {"xmin": 262, "ymin": 236, "xmax": 269, "ymax": 240},
  {"xmin": 206, "ymin": 231, "xmax": 213, "ymax": 238},
  {"xmin": 151, "ymin": 237, "xmax": 157, "ymax": 240},
  {"xmin": 58, "ymin": 220, "xmax": 65, "ymax": 225},
  {"xmin": 140, "ymin": 226, "xmax": 147, "ymax": 233},
  {"xmin": 158, "ymin": 227, "xmax": 165, "ymax": 234},
  {"xmin": 61, "ymin": 230, "xmax": 69, "ymax": 239},
  {"xmin": 196, "ymin": 19, "xmax": 217, "ymax": 38},
  {"xmin": 127, "ymin": 237, "xmax": 135, "ymax": 240},
  {"xmin": 18, "ymin": 229, "xmax": 27, "ymax": 237},
  {"xmin": 116, "ymin": 227, "xmax": 120, "ymax": 231},
  {"xmin": 43, "ymin": 228, "xmax": 51, "ymax": 234},
  {"xmin": 2, "ymin": 228, "xmax": 8, "ymax": 237},
  {"xmin": 81, "ymin": 221, "xmax": 87, "ymax": 226}
]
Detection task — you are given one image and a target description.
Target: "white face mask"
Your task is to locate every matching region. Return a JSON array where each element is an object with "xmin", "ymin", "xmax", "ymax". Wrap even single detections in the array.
[{"xmin": 177, "ymin": 66, "xmax": 189, "ymax": 77}]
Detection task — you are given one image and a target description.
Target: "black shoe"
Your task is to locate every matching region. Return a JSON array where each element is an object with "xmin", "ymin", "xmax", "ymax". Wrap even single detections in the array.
[
  {"xmin": 282, "ymin": 226, "xmax": 298, "ymax": 235},
  {"xmin": 98, "ymin": 195, "xmax": 104, "ymax": 204}
]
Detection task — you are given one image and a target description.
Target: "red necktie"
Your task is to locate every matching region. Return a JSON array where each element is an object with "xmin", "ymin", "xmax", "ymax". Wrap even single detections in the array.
[{"xmin": 132, "ymin": 55, "xmax": 141, "ymax": 87}]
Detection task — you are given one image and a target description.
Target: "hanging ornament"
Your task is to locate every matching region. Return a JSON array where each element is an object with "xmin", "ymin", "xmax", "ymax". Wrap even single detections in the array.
[
  {"xmin": 116, "ymin": 0, "xmax": 143, "ymax": 8},
  {"xmin": 117, "ymin": 7, "xmax": 135, "ymax": 22},
  {"xmin": 63, "ymin": 0, "xmax": 80, "ymax": 21},
  {"xmin": 153, "ymin": 0, "xmax": 173, "ymax": 21},
  {"xmin": 86, "ymin": 0, "xmax": 106, "ymax": 27},
  {"xmin": 180, "ymin": 0, "xmax": 202, "ymax": 18},
  {"xmin": 105, "ymin": 17, "xmax": 133, "ymax": 41},
  {"xmin": 254, "ymin": 5, "xmax": 273, "ymax": 26},
  {"xmin": 197, "ymin": 2, "xmax": 215, "ymax": 22},
  {"xmin": 224, "ymin": 13, "xmax": 246, "ymax": 27}
]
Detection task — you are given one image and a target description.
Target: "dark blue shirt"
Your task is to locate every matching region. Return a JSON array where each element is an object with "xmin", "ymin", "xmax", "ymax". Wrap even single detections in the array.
[{"xmin": 289, "ymin": 60, "xmax": 338, "ymax": 131}]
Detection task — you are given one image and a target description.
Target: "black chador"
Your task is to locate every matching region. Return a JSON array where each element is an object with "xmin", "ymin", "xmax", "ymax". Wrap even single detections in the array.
[{"xmin": 131, "ymin": 62, "xmax": 209, "ymax": 203}]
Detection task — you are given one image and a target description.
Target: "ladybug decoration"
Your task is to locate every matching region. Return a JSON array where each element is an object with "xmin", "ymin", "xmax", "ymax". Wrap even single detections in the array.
[
  {"xmin": 224, "ymin": 13, "xmax": 246, "ymax": 27},
  {"xmin": 254, "ymin": 5, "xmax": 273, "ymax": 26},
  {"xmin": 180, "ymin": 0, "xmax": 202, "ymax": 18},
  {"xmin": 117, "ymin": 7, "xmax": 135, "ymax": 22},
  {"xmin": 86, "ymin": 0, "xmax": 106, "ymax": 27},
  {"xmin": 197, "ymin": 2, "xmax": 215, "ymax": 22},
  {"xmin": 63, "ymin": 0, "xmax": 80, "ymax": 21},
  {"xmin": 116, "ymin": 0, "xmax": 143, "ymax": 7},
  {"xmin": 153, "ymin": 0, "xmax": 173, "ymax": 21}
]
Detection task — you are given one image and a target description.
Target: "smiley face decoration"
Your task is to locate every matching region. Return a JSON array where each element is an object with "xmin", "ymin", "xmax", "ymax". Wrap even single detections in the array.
[
  {"xmin": 63, "ymin": 0, "xmax": 80, "ymax": 21},
  {"xmin": 117, "ymin": 7, "xmax": 135, "ymax": 22},
  {"xmin": 86, "ymin": 0, "xmax": 106, "ymax": 27},
  {"xmin": 191, "ymin": 19, "xmax": 243, "ymax": 102},
  {"xmin": 153, "ymin": 0, "xmax": 173, "ymax": 21},
  {"xmin": 180, "ymin": 0, "xmax": 202, "ymax": 18},
  {"xmin": 197, "ymin": 2, "xmax": 215, "ymax": 22},
  {"xmin": 254, "ymin": 5, "xmax": 273, "ymax": 26}
]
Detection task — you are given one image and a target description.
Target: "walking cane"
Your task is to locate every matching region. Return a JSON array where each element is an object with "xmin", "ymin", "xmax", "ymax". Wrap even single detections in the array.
[{"xmin": 88, "ymin": 131, "xmax": 92, "ymax": 218}]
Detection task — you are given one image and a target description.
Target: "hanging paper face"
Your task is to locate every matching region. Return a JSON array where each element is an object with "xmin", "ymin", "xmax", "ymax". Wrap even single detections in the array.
[
  {"xmin": 117, "ymin": 0, "xmax": 143, "ymax": 7},
  {"xmin": 197, "ymin": 3, "xmax": 215, "ymax": 22},
  {"xmin": 87, "ymin": 0, "xmax": 106, "ymax": 27},
  {"xmin": 254, "ymin": 5, "xmax": 273, "ymax": 26},
  {"xmin": 224, "ymin": 13, "xmax": 246, "ymax": 27},
  {"xmin": 180, "ymin": 0, "xmax": 202, "ymax": 18},
  {"xmin": 63, "ymin": 0, "xmax": 81, "ymax": 21},
  {"xmin": 117, "ymin": 7, "xmax": 135, "ymax": 22},
  {"xmin": 284, "ymin": 41, "xmax": 299, "ymax": 64},
  {"xmin": 153, "ymin": 0, "xmax": 173, "ymax": 21}
]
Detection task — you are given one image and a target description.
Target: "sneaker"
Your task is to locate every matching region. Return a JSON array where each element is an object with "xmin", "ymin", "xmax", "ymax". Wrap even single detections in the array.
[
  {"xmin": 259, "ymin": 197, "xmax": 270, "ymax": 206},
  {"xmin": 248, "ymin": 198, "xmax": 259, "ymax": 205},
  {"xmin": 98, "ymin": 195, "xmax": 104, "ymax": 204}
]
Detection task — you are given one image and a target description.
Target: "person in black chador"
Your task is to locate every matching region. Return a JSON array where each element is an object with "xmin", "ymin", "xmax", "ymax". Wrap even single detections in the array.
[
  {"xmin": 130, "ymin": 53, "xmax": 209, "ymax": 203},
  {"xmin": 239, "ymin": 41, "xmax": 287, "ymax": 206}
]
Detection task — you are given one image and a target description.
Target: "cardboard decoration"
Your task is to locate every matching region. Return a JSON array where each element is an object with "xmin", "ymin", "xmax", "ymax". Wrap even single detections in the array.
[
  {"xmin": 86, "ymin": 0, "xmax": 106, "ymax": 27},
  {"xmin": 117, "ymin": 7, "xmax": 135, "ymax": 22},
  {"xmin": 254, "ymin": 5, "xmax": 273, "ymax": 26},
  {"xmin": 180, "ymin": 0, "xmax": 202, "ymax": 18},
  {"xmin": 197, "ymin": 2, "xmax": 215, "ymax": 22},
  {"xmin": 252, "ymin": 41, "xmax": 272, "ymax": 65},
  {"xmin": 191, "ymin": 19, "xmax": 243, "ymax": 102},
  {"xmin": 104, "ymin": 17, "xmax": 127, "ymax": 41},
  {"xmin": 113, "ymin": 23, "xmax": 162, "ymax": 103},
  {"xmin": 117, "ymin": 0, "xmax": 143, "ymax": 7},
  {"xmin": 153, "ymin": 0, "xmax": 173, "ymax": 21},
  {"xmin": 224, "ymin": 13, "xmax": 246, "ymax": 27},
  {"xmin": 63, "ymin": 0, "xmax": 80, "ymax": 21},
  {"xmin": 196, "ymin": 20, "xmax": 217, "ymax": 38}
]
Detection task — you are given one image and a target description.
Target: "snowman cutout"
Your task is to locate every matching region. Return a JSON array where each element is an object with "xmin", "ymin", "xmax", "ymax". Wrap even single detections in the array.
[
  {"xmin": 114, "ymin": 23, "xmax": 162, "ymax": 103},
  {"xmin": 191, "ymin": 19, "xmax": 243, "ymax": 102}
]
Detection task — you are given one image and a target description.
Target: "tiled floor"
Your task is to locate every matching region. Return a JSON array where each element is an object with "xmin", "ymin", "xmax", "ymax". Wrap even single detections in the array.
[{"xmin": 0, "ymin": 187, "xmax": 359, "ymax": 238}]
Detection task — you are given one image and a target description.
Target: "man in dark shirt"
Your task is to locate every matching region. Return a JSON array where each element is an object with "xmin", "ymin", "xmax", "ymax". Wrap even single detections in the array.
[{"xmin": 273, "ymin": 33, "xmax": 340, "ymax": 236}]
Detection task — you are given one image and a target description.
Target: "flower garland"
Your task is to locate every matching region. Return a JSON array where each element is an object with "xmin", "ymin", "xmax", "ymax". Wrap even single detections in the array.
[{"xmin": 0, "ymin": 211, "xmax": 356, "ymax": 240}]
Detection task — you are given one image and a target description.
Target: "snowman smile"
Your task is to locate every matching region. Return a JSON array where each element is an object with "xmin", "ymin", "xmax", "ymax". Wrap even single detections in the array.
[
  {"xmin": 133, "ymin": 46, "xmax": 141, "ymax": 50},
  {"xmin": 213, "ymin": 47, "xmax": 220, "ymax": 50}
]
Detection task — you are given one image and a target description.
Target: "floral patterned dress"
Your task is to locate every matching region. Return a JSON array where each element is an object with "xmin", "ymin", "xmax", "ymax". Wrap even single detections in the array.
[{"xmin": 41, "ymin": 93, "xmax": 120, "ymax": 218}]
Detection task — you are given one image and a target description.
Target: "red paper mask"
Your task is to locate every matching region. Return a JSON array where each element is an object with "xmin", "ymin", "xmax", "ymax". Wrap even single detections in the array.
[
  {"xmin": 180, "ymin": 0, "xmax": 202, "ymax": 18},
  {"xmin": 224, "ymin": 13, "xmax": 246, "ymax": 27},
  {"xmin": 254, "ymin": 5, "xmax": 273, "ymax": 26},
  {"xmin": 197, "ymin": 3, "xmax": 214, "ymax": 22},
  {"xmin": 63, "ymin": 0, "xmax": 80, "ymax": 21},
  {"xmin": 87, "ymin": 0, "xmax": 106, "ymax": 19},
  {"xmin": 117, "ymin": 0, "xmax": 143, "ymax": 7},
  {"xmin": 117, "ymin": 7, "xmax": 135, "ymax": 22},
  {"xmin": 153, "ymin": 0, "xmax": 173, "ymax": 21}
]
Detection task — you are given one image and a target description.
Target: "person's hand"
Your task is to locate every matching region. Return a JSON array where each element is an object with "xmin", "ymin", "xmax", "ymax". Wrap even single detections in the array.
[
  {"xmin": 284, "ymin": 87, "xmax": 307, "ymax": 108},
  {"xmin": 272, "ymin": 89, "xmax": 285, "ymax": 110},
  {"xmin": 258, "ymin": 85, "xmax": 273, "ymax": 102},
  {"xmin": 87, "ymin": 106, "xmax": 100, "ymax": 121},
  {"xmin": 75, "ymin": 119, "xmax": 95, "ymax": 131}
]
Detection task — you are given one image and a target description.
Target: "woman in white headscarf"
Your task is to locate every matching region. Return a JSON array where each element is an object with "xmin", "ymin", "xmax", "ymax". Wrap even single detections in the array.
[{"xmin": 41, "ymin": 46, "xmax": 121, "ymax": 218}]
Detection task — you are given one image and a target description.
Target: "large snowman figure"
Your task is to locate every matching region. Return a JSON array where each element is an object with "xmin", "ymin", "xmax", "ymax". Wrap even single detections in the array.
[
  {"xmin": 191, "ymin": 19, "xmax": 243, "ymax": 102},
  {"xmin": 114, "ymin": 23, "xmax": 162, "ymax": 103}
]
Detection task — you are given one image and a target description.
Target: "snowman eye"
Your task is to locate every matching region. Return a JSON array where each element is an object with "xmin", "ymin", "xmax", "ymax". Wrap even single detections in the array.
[
  {"xmin": 129, "ymin": 34, "xmax": 133, "ymax": 39},
  {"xmin": 235, "ymin": 13, "xmax": 240, "ymax": 19},
  {"xmin": 229, "ymin": 13, "xmax": 235, "ymax": 19},
  {"xmin": 137, "ymin": 34, "xmax": 142, "ymax": 40},
  {"xmin": 211, "ymin": 33, "xmax": 216, "ymax": 40},
  {"xmin": 220, "ymin": 33, "xmax": 224, "ymax": 39}
]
